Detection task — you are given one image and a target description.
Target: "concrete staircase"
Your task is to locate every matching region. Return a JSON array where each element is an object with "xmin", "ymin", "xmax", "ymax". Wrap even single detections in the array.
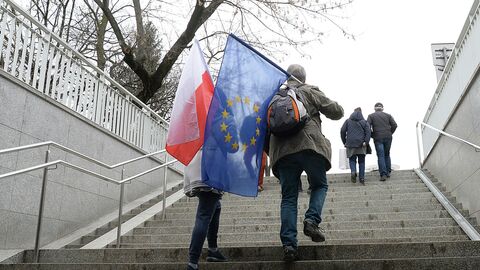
[
  {"xmin": 2, "ymin": 169, "xmax": 480, "ymax": 269},
  {"xmin": 64, "ymin": 183, "xmax": 184, "ymax": 249}
]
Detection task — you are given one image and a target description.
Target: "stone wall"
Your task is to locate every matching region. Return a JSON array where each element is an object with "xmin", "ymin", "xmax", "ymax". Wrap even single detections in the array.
[{"xmin": 0, "ymin": 71, "xmax": 182, "ymax": 249}]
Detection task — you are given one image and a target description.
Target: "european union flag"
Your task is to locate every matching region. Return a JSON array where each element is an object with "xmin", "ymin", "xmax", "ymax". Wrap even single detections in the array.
[{"xmin": 202, "ymin": 34, "xmax": 289, "ymax": 197}]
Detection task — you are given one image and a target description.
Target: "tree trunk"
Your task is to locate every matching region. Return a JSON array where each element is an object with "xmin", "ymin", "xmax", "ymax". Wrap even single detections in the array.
[
  {"xmin": 132, "ymin": 0, "xmax": 146, "ymax": 64},
  {"xmin": 96, "ymin": 14, "xmax": 108, "ymax": 71}
]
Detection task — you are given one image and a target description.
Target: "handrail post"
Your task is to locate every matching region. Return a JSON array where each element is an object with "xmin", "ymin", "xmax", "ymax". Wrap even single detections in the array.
[
  {"xmin": 34, "ymin": 146, "xmax": 50, "ymax": 263},
  {"xmin": 116, "ymin": 166, "xmax": 125, "ymax": 248},
  {"xmin": 162, "ymin": 156, "xmax": 168, "ymax": 220},
  {"xmin": 416, "ymin": 122, "xmax": 425, "ymax": 168}
]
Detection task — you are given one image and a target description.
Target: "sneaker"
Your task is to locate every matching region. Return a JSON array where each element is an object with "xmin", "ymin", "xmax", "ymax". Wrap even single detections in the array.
[
  {"xmin": 350, "ymin": 173, "xmax": 357, "ymax": 183},
  {"xmin": 206, "ymin": 249, "xmax": 228, "ymax": 262},
  {"xmin": 386, "ymin": 174, "xmax": 391, "ymax": 178},
  {"xmin": 380, "ymin": 175, "xmax": 386, "ymax": 181},
  {"xmin": 283, "ymin": 246, "xmax": 299, "ymax": 262},
  {"xmin": 303, "ymin": 220, "xmax": 326, "ymax": 242},
  {"xmin": 359, "ymin": 179, "xmax": 365, "ymax": 185}
]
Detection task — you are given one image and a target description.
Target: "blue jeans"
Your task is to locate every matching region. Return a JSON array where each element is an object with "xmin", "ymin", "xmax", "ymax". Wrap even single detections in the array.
[
  {"xmin": 349, "ymin": 154, "xmax": 366, "ymax": 179},
  {"xmin": 276, "ymin": 150, "xmax": 328, "ymax": 248},
  {"xmin": 188, "ymin": 191, "xmax": 222, "ymax": 264},
  {"xmin": 374, "ymin": 137, "xmax": 392, "ymax": 177}
]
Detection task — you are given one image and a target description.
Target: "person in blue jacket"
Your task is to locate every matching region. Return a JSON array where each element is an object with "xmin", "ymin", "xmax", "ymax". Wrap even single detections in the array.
[{"xmin": 340, "ymin": 107, "xmax": 371, "ymax": 184}]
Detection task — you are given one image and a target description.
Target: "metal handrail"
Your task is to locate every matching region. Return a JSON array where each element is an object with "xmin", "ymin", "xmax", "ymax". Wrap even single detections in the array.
[
  {"xmin": 0, "ymin": 141, "xmax": 167, "ymax": 169},
  {"xmin": 416, "ymin": 121, "xmax": 480, "ymax": 167},
  {"xmin": 414, "ymin": 169, "xmax": 480, "ymax": 241},
  {"xmin": 415, "ymin": 121, "xmax": 480, "ymax": 241},
  {"xmin": 0, "ymin": 142, "xmax": 179, "ymax": 262}
]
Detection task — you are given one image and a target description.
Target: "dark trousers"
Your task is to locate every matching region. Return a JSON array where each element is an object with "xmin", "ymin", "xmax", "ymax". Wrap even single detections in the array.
[
  {"xmin": 275, "ymin": 150, "xmax": 329, "ymax": 248},
  {"xmin": 188, "ymin": 191, "xmax": 222, "ymax": 264},
  {"xmin": 374, "ymin": 137, "xmax": 392, "ymax": 177},
  {"xmin": 349, "ymin": 154, "xmax": 366, "ymax": 179}
]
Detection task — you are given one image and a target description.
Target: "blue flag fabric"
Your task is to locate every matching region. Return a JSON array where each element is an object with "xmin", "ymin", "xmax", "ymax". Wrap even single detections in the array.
[{"xmin": 201, "ymin": 34, "xmax": 289, "ymax": 197}]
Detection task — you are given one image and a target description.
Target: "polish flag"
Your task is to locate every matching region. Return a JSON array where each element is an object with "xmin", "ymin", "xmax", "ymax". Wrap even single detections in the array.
[{"xmin": 165, "ymin": 40, "xmax": 214, "ymax": 165}]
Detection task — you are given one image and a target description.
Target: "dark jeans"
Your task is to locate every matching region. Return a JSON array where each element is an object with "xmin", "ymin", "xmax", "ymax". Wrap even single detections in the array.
[
  {"xmin": 349, "ymin": 154, "xmax": 366, "ymax": 179},
  {"xmin": 188, "ymin": 191, "xmax": 222, "ymax": 264},
  {"xmin": 374, "ymin": 137, "xmax": 392, "ymax": 177},
  {"xmin": 276, "ymin": 150, "xmax": 328, "ymax": 248}
]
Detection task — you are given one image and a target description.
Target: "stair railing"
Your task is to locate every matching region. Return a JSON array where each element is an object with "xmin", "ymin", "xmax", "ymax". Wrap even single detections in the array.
[
  {"xmin": 416, "ymin": 121, "xmax": 480, "ymax": 167},
  {"xmin": 0, "ymin": 141, "xmax": 180, "ymax": 262},
  {"xmin": 415, "ymin": 121, "xmax": 480, "ymax": 241}
]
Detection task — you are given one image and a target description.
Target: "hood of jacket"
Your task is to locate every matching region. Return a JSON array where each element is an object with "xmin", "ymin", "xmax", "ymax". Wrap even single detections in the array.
[{"xmin": 349, "ymin": 110, "xmax": 365, "ymax": 121}]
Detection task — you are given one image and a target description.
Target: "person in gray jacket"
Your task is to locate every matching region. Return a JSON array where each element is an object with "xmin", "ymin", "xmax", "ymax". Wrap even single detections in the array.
[
  {"xmin": 367, "ymin": 102, "xmax": 397, "ymax": 181},
  {"xmin": 269, "ymin": 64, "xmax": 344, "ymax": 262},
  {"xmin": 340, "ymin": 107, "xmax": 371, "ymax": 184}
]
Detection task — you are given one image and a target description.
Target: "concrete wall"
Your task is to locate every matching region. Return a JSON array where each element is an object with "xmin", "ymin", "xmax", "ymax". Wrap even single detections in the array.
[
  {"xmin": 422, "ymin": 0, "xmax": 480, "ymax": 223},
  {"xmin": 0, "ymin": 71, "xmax": 182, "ymax": 249},
  {"xmin": 422, "ymin": 0, "xmax": 480, "ymax": 157},
  {"xmin": 423, "ymin": 68, "xmax": 480, "ymax": 222}
]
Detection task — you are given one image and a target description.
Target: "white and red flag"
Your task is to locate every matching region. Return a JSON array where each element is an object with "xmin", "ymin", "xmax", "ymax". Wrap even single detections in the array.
[{"xmin": 165, "ymin": 39, "xmax": 214, "ymax": 165}]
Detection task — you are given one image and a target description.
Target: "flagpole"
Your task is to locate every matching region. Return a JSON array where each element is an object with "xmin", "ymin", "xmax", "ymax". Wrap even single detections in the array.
[
  {"xmin": 229, "ymin": 34, "xmax": 289, "ymax": 77},
  {"xmin": 289, "ymin": 75, "xmax": 303, "ymax": 84},
  {"xmin": 228, "ymin": 34, "xmax": 303, "ymax": 85}
]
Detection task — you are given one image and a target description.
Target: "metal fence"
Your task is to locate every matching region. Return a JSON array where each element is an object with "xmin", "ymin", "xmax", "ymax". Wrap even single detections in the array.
[{"xmin": 0, "ymin": 0, "xmax": 171, "ymax": 157}]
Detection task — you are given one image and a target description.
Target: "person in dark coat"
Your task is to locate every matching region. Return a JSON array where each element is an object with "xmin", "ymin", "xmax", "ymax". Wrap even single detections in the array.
[
  {"xmin": 367, "ymin": 102, "xmax": 397, "ymax": 181},
  {"xmin": 340, "ymin": 107, "xmax": 371, "ymax": 184}
]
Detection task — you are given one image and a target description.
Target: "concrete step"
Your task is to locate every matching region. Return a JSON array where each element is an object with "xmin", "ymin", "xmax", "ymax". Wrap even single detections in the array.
[
  {"xmin": 64, "ymin": 183, "xmax": 184, "ymax": 249},
  {"xmin": 171, "ymin": 192, "xmax": 446, "ymax": 208},
  {"xmin": 217, "ymin": 187, "xmax": 438, "ymax": 200},
  {"xmin": 168, "ymin": 196, "xmax": 448, "ymax": 211},
  {"xmin": 21, "ymin": 241, "xmax": 480, "ymax": 263},
  {"xmin": 159, "ymin": 203, "xmax": 461, "ymax": 220},
  {"xmin": 117, "ymin": 226, "xmax": 466, "ymax": 244},
  {"xmin": 255, "ymin": 182, "xmax": 431, "ymax": 192},
  {"xmin": 164, "ymin": 197, "xmax": 450, "ymax": 213},
  {"xmin": 112, "ymin": 235, "xmax": 469, "ymax": 248},
  {"xmin": 263, "ymin": 177, "xmax": 425, "ymax": 187},
  {"xmin": 133, "ymin": 218, "xmax": 458, "ymax": 234},
  {"xmin": 146, "ymin": 210, "xmax": 463, "ymax": 226},
  {"xmin": 261, "ymin": 171, "xmax": 421, "ymax": 182},
  {"xmin": 6, "ymin": 256, "xmax": 480, "ymax": 270}
]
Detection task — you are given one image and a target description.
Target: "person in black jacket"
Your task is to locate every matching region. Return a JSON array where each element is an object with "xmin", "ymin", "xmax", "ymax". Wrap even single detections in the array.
[
  {"xmin": 340, "ymin": 107, "xmax": 371, "ymax": 184},
  {"xmin": 367, "ymin": 102, "xmax": 398, "ymax": 181}
]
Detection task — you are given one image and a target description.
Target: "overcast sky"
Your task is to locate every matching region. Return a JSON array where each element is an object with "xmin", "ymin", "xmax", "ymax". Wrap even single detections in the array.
[{"xmin": 279, "ymin": 0, "xmax": 475, "ymax": 174}]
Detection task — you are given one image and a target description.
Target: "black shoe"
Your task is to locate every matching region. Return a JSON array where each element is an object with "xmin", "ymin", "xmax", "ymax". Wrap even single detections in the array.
[
  {"xmin": 350, "ymin": 173, "xmax": 357, "ymax": 183},
  {"xmin": 283, "ymin": 246, "xmax": 299, "ymax": 262},
  {"xmin": 386, "ymin": 174, "xmax": 391, "ymax": 178},
  {"xmin": 303, "ymin": 220, "xmax": 326, "ymax": 242},
  {"xmin": 186, "ymin": 264, "xmax": 198, "ymax": 270},
  {"xmin": 206, "ymin": 249, "xmax": 228, "ymax": 262},
  {"xmin": 359, "ymin": 179, "xmax": 365, "ymax": 185},
  {"xmin": 380, "ymin": 175, "xmax": 386, "ymax": 181}
]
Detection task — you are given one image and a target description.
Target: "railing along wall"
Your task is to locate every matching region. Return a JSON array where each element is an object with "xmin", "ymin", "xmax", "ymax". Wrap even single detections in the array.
[
  {"xmin": 0, "ymin": 0, "xmax": 168, "ymax": 155},
  {"xmin": 0, "ymin": 141, "xmax": 180, "ymax": 262}
]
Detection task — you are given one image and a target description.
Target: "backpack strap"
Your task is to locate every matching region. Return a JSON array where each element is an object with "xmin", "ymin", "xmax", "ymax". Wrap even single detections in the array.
[{"xmin": 277, "ymin": 86, "xmax": 289, "ymax": 97}]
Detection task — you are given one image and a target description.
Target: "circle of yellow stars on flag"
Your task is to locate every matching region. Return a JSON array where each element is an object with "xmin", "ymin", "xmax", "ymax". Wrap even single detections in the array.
[{"xmin": 220, "ymin": 96, "xmax": 262, "ymax": 152}]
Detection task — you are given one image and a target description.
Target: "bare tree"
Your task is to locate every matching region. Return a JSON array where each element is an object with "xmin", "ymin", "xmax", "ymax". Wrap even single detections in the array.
[
  {"xmin": 26, "ymin": 0, "xmax": 353, "ymax": 118},
  {"xmin": 92, "ymin": 0, "xmax": 353, "ymax": 104},
  {"xmin": 29, "ymin": 0, "xmax": 77, "ymax": 42}
]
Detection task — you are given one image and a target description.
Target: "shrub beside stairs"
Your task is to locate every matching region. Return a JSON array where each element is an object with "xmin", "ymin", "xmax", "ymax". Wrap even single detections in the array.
[{"xmin": 2, "ymin": 169, "xmax": 480, "ymax": 269}]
